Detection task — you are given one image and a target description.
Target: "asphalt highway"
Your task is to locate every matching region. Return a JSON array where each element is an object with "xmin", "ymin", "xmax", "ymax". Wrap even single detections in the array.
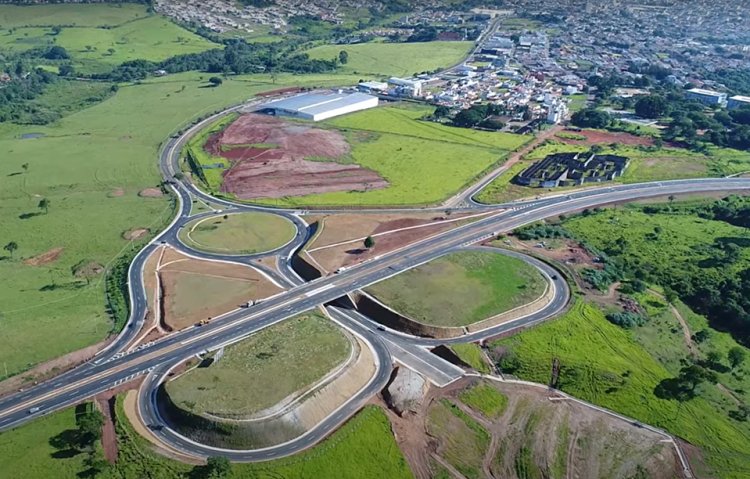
[{"xmin": 2, "ymin": 92, "xmax": 750, "ymax": 461}]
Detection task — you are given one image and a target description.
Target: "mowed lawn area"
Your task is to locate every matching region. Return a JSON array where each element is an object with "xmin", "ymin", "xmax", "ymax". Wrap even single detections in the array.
[
  {"xmin": 0, "ymin": 71, "xmax": 361, "ymax": 380},
  {"xmin": 306, "ymin": 41, "xmax": 473, "ymax": 77},
  {"xmin": 256, "ymin": 104, "xmax": 530, "ymax": 207},
  {"xmin": 165, "ymin": 313, "xmax": 351, "ymax": 418},
  {"xmin": 365, "ymin": 250, "xmax": 546, "ymax": 327},
  {"xmin": 0, "ymin": 401, "xmax": 413, "ymax": 479},
  {"xmin": 493, "ymin": 301, "xmax": 750, "ymax": 478},
  {"xmin": 0, "ymin": 5, "xmax": 218, "ymax": 73},
  {"xmin": 178, "ymin": 211, "xmax": 296, "ymax": 255}
]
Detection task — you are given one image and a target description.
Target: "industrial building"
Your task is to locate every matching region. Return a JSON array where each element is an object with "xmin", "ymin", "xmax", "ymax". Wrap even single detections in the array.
[
  {"xmin": 685, "ymin": 88, "xmax": 727, "ymax": 106},
  {"xmin": 261, "ymin": 91, "xmax": 378, "ymax": 122},
  {"xmin": 728, "ymin": 95, "xmax": 750, "ymax": 110},
  {"xmin": 515, "ymin": 152, "xmax": 630, "ymax": 188},
  {"xmin": 388, "ymin": 77, "xmax": 424, "ymax": 97}
]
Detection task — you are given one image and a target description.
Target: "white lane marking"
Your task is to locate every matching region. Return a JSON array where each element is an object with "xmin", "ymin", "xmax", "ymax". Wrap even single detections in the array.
[{"xmin": 304, "ymin": 283, "xmax": 336, "ymax": 298}]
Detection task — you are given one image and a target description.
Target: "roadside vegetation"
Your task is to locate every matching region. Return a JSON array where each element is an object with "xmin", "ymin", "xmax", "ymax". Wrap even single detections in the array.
[
  {"xmin": 177, "ymin": 211, "xmax": 296, "ymax": 255},
  {"xmin": 165, "ymin": 313, "xmax": 351, "ymax": 419},
  {"xmin": 491, "ymin": 300, "xmax": 750, "ymax": 477},
  {"xmin": 366, "ymin": 250, "xmax": 546, "ymax": 327},
  {"xmin": 0, "ymin": 398, "xmax": 412, "ymax": 479}
]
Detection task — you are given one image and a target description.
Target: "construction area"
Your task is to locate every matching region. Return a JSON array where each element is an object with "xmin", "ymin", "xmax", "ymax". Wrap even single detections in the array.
[{"xmin": 515, "ymin": 152, "xmax": 630, "ymax": 188}]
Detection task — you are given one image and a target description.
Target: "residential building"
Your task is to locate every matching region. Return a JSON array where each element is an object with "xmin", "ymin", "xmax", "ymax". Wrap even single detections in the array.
[
  {"xmin": 728, "ymin": 95, "xmax": 750, "ymax": 110},
  {"xmin": 685, "ymin": 88, "xmax": 727, "ymax": 106}
]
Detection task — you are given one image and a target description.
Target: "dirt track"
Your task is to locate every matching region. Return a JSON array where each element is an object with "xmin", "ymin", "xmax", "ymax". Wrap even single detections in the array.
[
  {"xmin": 206, "ymin": 114, "xmax": 387, "ymax": 199},
  {"xmin": 556, "ymin": 129, "xmax": 654, "ymax": 146}
]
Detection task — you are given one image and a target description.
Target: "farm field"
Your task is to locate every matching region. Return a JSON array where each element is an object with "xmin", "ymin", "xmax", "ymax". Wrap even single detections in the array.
[
  {"xmin": 491, "ymin": 301, "xmax": 750, "ymax": 478},
  {"xmin": 244, "ymin": 104, "xmax": 530, "ymax": 206},
  {"xmin": 0, "ymin": 5, "xmax": 218, "ymax": 74},
  {"xmin": 306, "ymin": 41, "xmax": 473, "ymax": 77},
  {"xmin": 165, "ymin": 313, "xmax": 351, "ymax": 418},
  {"xmin": 178, "ymin": 212, "xmax": 296, "ymax": 255},
  {"xmin": 365, "ymin": 250, "xmax": 546, "ymax": 327},
  {"xmin": 0, "ymin": 400, "xmax": 412, "ymax": 479},
  {"xmin": 475, "ymin": 138, "xmax": 750, "ymax": 204},
  {"xmin": 0, "ymin": 71, "xmax": 361, "ymax": 381},
  {"xmin": 143, "ymin": 247, "xmax": 283, "ymax": 331}
]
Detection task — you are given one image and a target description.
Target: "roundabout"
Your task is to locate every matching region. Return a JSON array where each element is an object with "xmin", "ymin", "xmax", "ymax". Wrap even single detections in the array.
[{"xmin": 1, "ymin": 93, "xmax": 749, "ymax": 473}]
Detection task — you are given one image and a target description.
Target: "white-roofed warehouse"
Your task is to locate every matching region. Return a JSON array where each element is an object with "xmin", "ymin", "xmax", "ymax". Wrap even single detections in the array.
[{"xmin": 261, "ymin": 91, "xmax": 379, "ymax": 121}]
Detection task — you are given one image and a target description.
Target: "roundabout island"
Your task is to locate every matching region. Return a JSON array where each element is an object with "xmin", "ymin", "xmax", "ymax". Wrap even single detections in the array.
[{"xmin": 2, "ymin": 89, "xmax": 750, "ymax": 477}]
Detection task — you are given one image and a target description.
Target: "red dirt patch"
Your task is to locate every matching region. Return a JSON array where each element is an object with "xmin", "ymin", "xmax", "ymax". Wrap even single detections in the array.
[
  {"xmin": 123, "ymin": 228, "xmax": 149, "ymax": 240},
  {"xmin": 23, "ymin": 247, "xmax": 63, "ymax": 266},
  {"xmin": 557, "ymin": 129, "xmax": 654, "ymax": 146},
  {"xmin": 108, "ymin": 188, "xmax": 125, "ymax": 197},
  {"xmin": 206, "ymin": 113, "xmax": 387, "ymax": 199},
  {"xmin": 138, "ymin": 188, "xmax": 163, "ymax": 198},
  {"xmin": 96, "ymin": 396, "xmax": 118, "ymax": 464}
]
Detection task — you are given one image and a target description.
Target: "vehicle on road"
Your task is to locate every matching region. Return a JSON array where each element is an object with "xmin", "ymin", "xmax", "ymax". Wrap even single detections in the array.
[{"xmin": 27, "ymin": 407, "xmax": 40, "ymax": 414}]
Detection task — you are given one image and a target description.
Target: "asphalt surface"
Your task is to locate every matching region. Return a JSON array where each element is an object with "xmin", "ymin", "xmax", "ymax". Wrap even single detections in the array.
[{"xmin": 2, "ymin": 94, "xmax": 750, "ymax": 461}]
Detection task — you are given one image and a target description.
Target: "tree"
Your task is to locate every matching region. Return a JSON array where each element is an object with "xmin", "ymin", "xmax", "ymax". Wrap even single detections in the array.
[
  {"xmin": 635, "ymin": 95, "xmax": 668, "ymax": 119},
  {"xmin": 44, "ymin": 45, "xmax": 70, "ymax": 60},
  {"xmin": 570, "ymin": 108, "xmax": 611, "ymax": 128},
  {"xmin": 38, "ymin": 198, "xmax": 50, "ymax": 214},
  {"xmin": 729, "ymin": 347, "xmax": 746, "ymax": 369},
  {"xmin": 452, "ymin": 107, "xmax": 485, "ymax": 128},
  {"xmin": 4, "ymin": 241, "xmax": 18, "ymax": 258},
  {"xmin": 364, "ymin": 236, "xmax": 375, "ymax": 249},
  {"xmin": 21, "ymin": 163, "xmax": 29, "ymax": 173},
  {"xmin": 208, "ymin": 76, "xmax": 223, "ymax": 87},
  {"xmin": 107, "ymin": 48, "xmax": 116, "ymax": 56},
  {"xmin": 338, "ymin": 50, "xmax": 349, "ymax": 65},
  {"xmin": 58, "ymin": 64, "xmax": 75, "ymax": 77},
  {"xmin": 433, "ymin": 105, "xmax": 450, "ymax": 119},
  {"xmin": 205, "ymin": 456, "xmax": 231, "ymax": 478}
]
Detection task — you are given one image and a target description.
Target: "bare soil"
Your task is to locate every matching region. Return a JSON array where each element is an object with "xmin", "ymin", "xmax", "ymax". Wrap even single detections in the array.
[
  {"xmin": 122, "ymin": 228, "xmax": 149, "ymax": 240},
  {"xmin": 144, "ymin": 247, "xmax": 283, "ymax": 331},
  {"xmin": 208, "ymin": 113, "xmax": 387, "ymax": 199},
  {"xmin": 95, "ymin": 396, "xmax": 118, "ymax": 464},
  {"xmin": 23, "ymin": 247, "xmax": 63, "ymax": 266},
  {"xmin": 108, "ymin": 187, "xmax": 125, "ymax": 197},
  {"xmin": 73, "ymin": 261, "xmax": 104, "ymax": 278},
  {"xmin": 557, "ymin": 129, "xmax": 654, "ymax": 146},
  {"xmin": 138, "ymin": 188, "xmax": 163, "ymax": 198},
  {"xmin": 386, "ymin": 377, "xmax": 683, "ymax": 479}
]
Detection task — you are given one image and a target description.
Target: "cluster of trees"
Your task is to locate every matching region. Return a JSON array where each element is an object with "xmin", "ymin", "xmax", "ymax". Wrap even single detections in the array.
[
  {"xmin": 515, "ymin": 224, "xmax": 571, "ymax": 241},
  {"xmin": 97, "ymin": 39, "xmax": 339, "ymax": 82},
  {"xmin": 0, "ymin": 63, "xmax": 58, "ymax": 124},
  {"xmin": 570, "ymin": 108, "xmax": 611, "ymax": 129},
  {"xmin": 605, "ymin": 311, "xmax": 647, "ymax": 328},
  {"xmin": 449, "ymin": 103, "xmax": 506, "ymax": 130}
]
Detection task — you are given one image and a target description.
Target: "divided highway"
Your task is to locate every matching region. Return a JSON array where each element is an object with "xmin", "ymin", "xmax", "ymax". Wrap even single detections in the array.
[{"xmin": 1, "ymin": 93, "xmax": 750, "ymax": 462}]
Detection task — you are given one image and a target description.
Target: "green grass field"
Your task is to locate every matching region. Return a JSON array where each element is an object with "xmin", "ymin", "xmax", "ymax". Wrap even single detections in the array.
[
  {"xmin": 165, "ymin": 313, "xmax": 351, "ymax": 418},
  {"xmin": 250, "ymin": 104, "xmax": 530, "ymax": 207},
  {"xmin": 0, "ymin": 400, "xmax": 413, "ymax": 479},
  {"xmin": 365, "ymin": 250, "xmax": 546, "ymax": 327},
  {"xmin": 492, "ymin": 301, "xmax": 750, "ymax": 478},
  {"xmin": 427, "ymin": 399, "xmax": 490, "ymax": 479},
  {"xmin": 0, "ymin": 71, "xmax": 361, "ymax": 380},
  {"xmin": 458, "ymin": 383, "xmax": 508, "ymax": 419},
  {"xmin": 0, "ymin": 4, "xmax": 218, "ymax": 74},
  {"xmin": 451, "ymin": 343, "xmax": 492, "ymax": 373},
  {"xmin": 178, "ymin": 211, "xmax": 296, "ymax": 255},
  {"xmin": 563, "ymin": 205, "xmax": 750, "ymax": 275},
  {"xmin": 306, "ymin": 41, "xmax": 473, "ymax": 77},
  {"xmin": 0, "ymin": 3, "xmax": 148, "ymax": 28}
]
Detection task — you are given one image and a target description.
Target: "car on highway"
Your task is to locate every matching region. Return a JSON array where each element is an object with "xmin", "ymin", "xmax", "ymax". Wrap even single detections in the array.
[{"xmin": 27, "ymin": 407, "xmax": 40, "ymax": 414}]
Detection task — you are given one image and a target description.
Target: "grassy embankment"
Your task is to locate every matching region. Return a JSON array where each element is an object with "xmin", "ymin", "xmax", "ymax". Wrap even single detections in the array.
[
  {"xmin": 475, "ymin": 137, "xmax": 750, "ymax": 204},
  {"xmin": 0, "ymin": 398, "xmax": 413, "ymax": 479},
  {"xmin": 248, "ymin": 104, "xmax": 529, "ymax": 207},
  {"xmin": 165, "ymin": 313, "xmax": 351, "ymax": 418},
  {"xmin": 0, "ymin": 71, "xmax": 361, "ymax": 380},
  {"xmin": 0, "ymin": 4, "xmax": 217, "ymax": 74},
  {"xmin": 306, "ymin": 41, "xmax": 473, "ymax": 77},
  {"xmin": 365, "ymin": 250, "xmax": 546, "ymax": 327},
  {"xmin": 177, "ymin": 211, "xmax": 296, "ymax": 255},
  {"xmin": 493, "ymin": 300, "xmax": 750, "ymax": 478}
]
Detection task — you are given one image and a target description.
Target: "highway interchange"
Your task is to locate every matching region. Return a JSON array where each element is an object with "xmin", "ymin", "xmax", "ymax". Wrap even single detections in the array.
[{"xmin": 1, "ymin": 96, "xmax": 750, "ymax": 462}]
